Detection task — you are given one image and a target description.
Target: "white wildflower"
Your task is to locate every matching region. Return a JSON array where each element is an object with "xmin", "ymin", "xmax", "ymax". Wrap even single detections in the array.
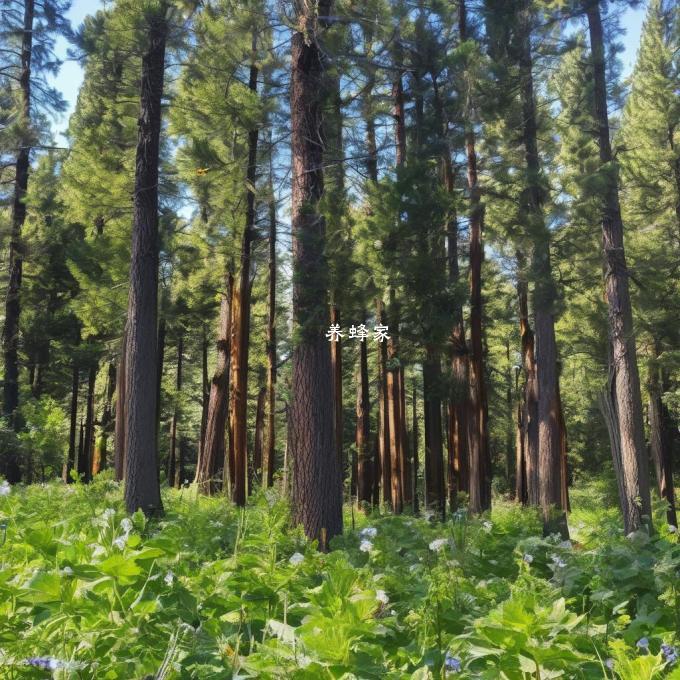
[
  {"xmin": 102, "ymin": 508, "xmax": 115, "ymax": 520},
  {"xmin": 113, "ymin": 535, "xmax": 127, "ymax": 550},
  {"xmin": 559, "ymin": 540, "xmax": 573, "ymax": 549},
  {"xmin": 0, "ymin": 480, "xmax": 10, "ymax": 497},
  {"xmin": 61, "ymin": 566, "xmax": 74, "ymax": 576},
  {"xmin": 375, "ymin": 589, "xmax": 389, "ymax": 605},
  {"xmin": 360, "ymin": 526, "xmax": 377, "ymax": 539},
  {"xmin": 120, "ymin": 518, "xmax": 133, "ymax": 534},
  {"xmin": 359, "ymin": 539, "xmax": 373, "ymax": 552},
  {"xmin": 482, "ymin": 520, "xmax": 493, "ymax": 532},
  {"xmin": 289, "ymin": 552, "xmax": 304, "ymax": 566},
  {"xmin": 668, "ymin": 525, "xmax": 677, "ymax": 534},
  {"xmin": 164, "ymin": 571, "xmax": 175, "ymax": 586},
  {"xmin": 429, "ymin": 538, "xmax": 448, "ymax": 552},
  {"xmin": 523, "ymin": 553, "xmax": 534, "ymax": 564}
]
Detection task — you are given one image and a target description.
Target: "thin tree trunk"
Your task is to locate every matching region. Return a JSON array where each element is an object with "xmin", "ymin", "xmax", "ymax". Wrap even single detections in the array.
[
  {"xmin": 290, "ymin": 1, "xmax": 343, "ymax": 548},
  {"xmin": 265, "ymin": 191, "xmax": 277, "ymax": 487},
  {"xmin": 76, "ymin": 419, "xmax": 85, "ymax": 481},
  {"xmin": 356, "ymin": 336, "xmax": 371, "ymax": 505},
  {"xmin": 195, "ymin": 275, "xmax": 233, "ymax": 493},
  {"xmin": 1, "ymin": 0, "xmax": 34, "ymax": 483},
  {"xmin": 82, "ymin": 362, "xmax": 97, "ymax": 483},
  {"xmin": 230, "ymin": 35, "xmax": 259, "ymax": 507},
  {"xmin": 114, "ymin": 329, "xmax": 127, "ymax": 482},
  {"xmin": 253, "ymin": 385, "xmax": 266, "ymax": 486},
  {"xmin": 63, "ymin": 362, "xmax": 79, "ymax": 483},
  {"xmin": 124, "ymin": 5, "xmax": 167, "ymax": 516},
  {"xmin": 155, "ymin": 316, "xmax": 166, "ymax": 473},
  {"xmin": 412, "ymin": 383, "xmax": 419, "ymax": 514},
  {"xmin": 169, "ymin": 334, "xmax": 183, "ymax": 489},
  {"xmin": 377, "ymin": 299, "xmax": 391, "ymax": 507},
  {"xmin": 199, "ymin": 324, "xmax": 209, "ymax": 461},
  {"xmin": 460, "ymin": 0, "xmax": 491, "ymax": 514},
  {"xmin": 648, "ymin": 343, "xmax": 677, "ymax": 527},
  {"xmin": 330, "ymin": 305, "xmax": 343, "ymax": 486},
  {"xmin": 94, "ymin": 361, "xmax": 116, "ymax": 475},
  {"xmin": 424, "ymin": 350, "xmax": 445, "ymax": 514},
  {"xmin": 586, "ymin": 0, "xmax": 651, "ymax": 533}
]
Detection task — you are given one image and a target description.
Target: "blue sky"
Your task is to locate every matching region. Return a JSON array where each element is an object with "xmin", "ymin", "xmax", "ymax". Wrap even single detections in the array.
[{"xmin": 48, "ymin": 0, "xmax": 648, "ymax": 140}]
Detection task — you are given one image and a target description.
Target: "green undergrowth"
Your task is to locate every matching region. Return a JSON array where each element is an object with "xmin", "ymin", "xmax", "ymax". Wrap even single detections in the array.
[{"xmin": 0, "ymin": 474, "xmax": 679, "ymax": 678}]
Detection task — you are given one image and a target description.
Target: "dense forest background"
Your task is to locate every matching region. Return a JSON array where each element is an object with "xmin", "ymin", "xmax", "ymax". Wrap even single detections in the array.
[{"xmin": 0, "ymin": 0, "xmax": 678, "ymax": 541}]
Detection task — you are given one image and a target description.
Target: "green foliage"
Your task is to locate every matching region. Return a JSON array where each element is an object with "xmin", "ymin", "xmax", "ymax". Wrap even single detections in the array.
[{"xmin": 0, "ymin": 482, "xmax": 679, "ymax": 677}]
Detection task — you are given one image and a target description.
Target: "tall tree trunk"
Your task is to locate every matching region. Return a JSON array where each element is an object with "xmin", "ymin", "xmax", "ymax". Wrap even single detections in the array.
[
  {"xmin": 230, "ymin": 36, "xmax": 259, "ymax": 507},
  {"xmin": 199, "ymin": 324, "xmax": 209, "ymax": 462},
  {"xmin": 82, "ymin": 362, "xmax": 97, "ymax": 483},
  {"xmin": 63, "ymin": 362, "xmax": 79, "ymax": 483},
  {"xmin": 517, "ymin": 267, "xmax": 539, "ymax": 505},
  {"xmin": 1, "ymin": 0, "xmax": 34, "ymax": 483},
  {"xmin": 586, "ymin": 0, "xmax": 651, "ymax": 533},
  {"xmin": 290, "ymin": 0, "xmax": 343, "ymax": 548},
  {"xmin": 355, "ymin": 335, "xmax": 371, "ymax": 505},
  {"xmin": 460, "ymin": 0, "xmax": 491, "ymax": 514},
  {"xmin": 195, "ymin": 275, "xmax": 233, "ymax": 493},
  {"xmin": 124, "ymin": 6, "xmax": 167, "ymax": 516},
  {"xmin": 265, "ymin": 191, "xmax": 277, "ymax": 487},
  {"xmin": 114, "ymin": 329, "xmax": 127, "ymax": 482},
  {"xmin": 518, "ymin": 4, "xmax": 567, "ymax": 537},
  {"xmin": 377, "ymin": 299, "xmax": 391, "ymax": 507},
  {"xmin": 168, "ymin": 334, "xmax": 183, "ymax": 489},
  {"xmin": 648, "ymin": 342, "xmax": 677, "ymax": 527}
]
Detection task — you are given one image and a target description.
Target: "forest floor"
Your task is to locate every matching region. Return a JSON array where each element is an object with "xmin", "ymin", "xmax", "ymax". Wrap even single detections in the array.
[{"xmin": 0, "ymin": 475, "xmax": 678, "ymax": 679}]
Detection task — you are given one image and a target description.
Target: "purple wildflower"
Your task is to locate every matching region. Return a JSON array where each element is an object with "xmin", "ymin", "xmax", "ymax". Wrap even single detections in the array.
[
  {"xmin": 444, "ymin": 651, "xmax": 462, "ymax": 672},
  {"xmin": 25, "ymin": 657, "xmax": 64, "ymax": 670}
]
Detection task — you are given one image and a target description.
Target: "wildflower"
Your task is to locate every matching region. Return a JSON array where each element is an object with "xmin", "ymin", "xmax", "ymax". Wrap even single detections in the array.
[
  {"xmin": 444, "ymin": 652, "xmax": 462, "ymax": 672},
  {"xmin": 550, "ymin": 554, "xmax": 567, "ymax": 569},
  {"xmin": 523, "ymin": 553, "xmax": 533, "ymax": 564},
  {"xmin": 360, "ymin": 526, "xmax": 377, "ymax": 539},
  {"xmin": 288, "ymin": 552, "xmax": 304, "ymax": 566},
  {"xmin": 559, "ymin": 540, "xmax": 573, "ymax": 549},
  {"xmin": 668, "ymin": 525, "xmax": 677, "ymax": 534},
  {"xmin": 375, "ymin": 589, "xmax": 389, "ymax": 605},
  {"xmin": 662, "ymin": 644, "xmax": 678, "ymax": 665},
  {"xmin": 429, "ymin": 538, "xmax": 448, "ymax": 552},
  {"xmin": 113, "ymin": 535, "xmax": 127, "ymax": 550},
  {"xmin": 0, "ymin": 480, "xmax": 10, "ymax": 496},
  {"xmin": 636, "ymin": 637, "xmax": 649, "ymax": 650},
  {"xmin": 482, "ymin": 520, "xmax": 492, "ymax": 532},
  {"xmin": 164, "ymin": 571, "xmax": 175, "ymax": 586},
  {"xmin": 359, "ymin": 539, "xmax": 373, "ymax": 552},
  {"xmin": 25, "ymin": 657, "xmax": 64, "ymax": 670},
  {"xmin": 120, "ymin": 518, "xmax": 133, "ymax": 534},
  {"xmin": 102, "ymin": 508, "xmax": 115, "ymax": 520},
  {"xmin": 605, "ymin": 658, "xmax": 615, "ymax": 669},
  {"xmin": 61, "ymin": 566, "xmax": 74, "ymax": 577}
]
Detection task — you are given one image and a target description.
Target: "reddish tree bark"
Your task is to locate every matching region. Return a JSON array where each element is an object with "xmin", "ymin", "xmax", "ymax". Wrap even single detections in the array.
[
  {"xmin": 648, "ymin": 343, "xmax": 677, "ymax": 527},
  {"xmin": 460, "ymin": 0, "xmax": 491, "ymax": 514},
  {"xmin": 355, "ymin": 335, "xmax": 371, "ymax": 505},
  {"xmin": 230, "ymin": 36, "xmax": 259, "ymax": 507},
  {"xmin": 195, "ymin": 275, "xmax": 233, "ymax": 494}
]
